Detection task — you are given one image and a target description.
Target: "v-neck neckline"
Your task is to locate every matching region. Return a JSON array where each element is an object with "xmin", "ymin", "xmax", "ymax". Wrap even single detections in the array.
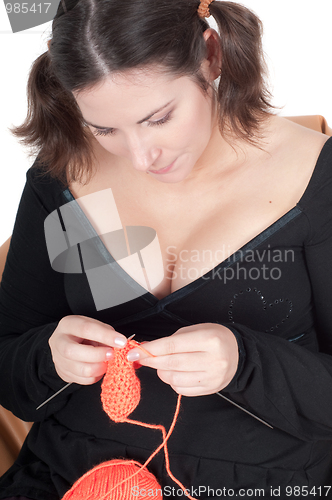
[{"xmin": 62, "ymin": 136, "xmax": 332, "ymax": 308}]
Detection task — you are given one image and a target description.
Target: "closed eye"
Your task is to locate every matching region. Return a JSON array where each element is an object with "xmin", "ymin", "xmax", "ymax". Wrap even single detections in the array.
[
  {"xmin": 93, "ymin": 128, "xmax": 116, "ymax": 137},
  {"xmin": 92, "ymin": 111, "xmax": 172, "ymax": 137},
  {"xmin": 147, "ymin": 111, "xmax": 172, "ymax": 127}
]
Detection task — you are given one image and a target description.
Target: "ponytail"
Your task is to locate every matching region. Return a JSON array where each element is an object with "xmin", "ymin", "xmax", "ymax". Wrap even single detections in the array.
[
  {"xmin": 9, "ymin": 50, "xmax": 96, "ymax": 185},
  {"xmin": 209, "ymin": 1, "xmax": 273, "ymax": 142}
]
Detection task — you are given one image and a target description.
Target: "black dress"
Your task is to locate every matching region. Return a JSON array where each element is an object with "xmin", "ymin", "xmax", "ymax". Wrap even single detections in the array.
[{"xmin": 1, "ymin": 137, "xmax": 332, "ymax": 500}]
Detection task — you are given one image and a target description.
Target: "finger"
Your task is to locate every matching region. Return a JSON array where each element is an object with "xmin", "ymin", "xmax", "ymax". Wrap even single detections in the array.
[
  {"xmin": 62, "ymin": 360, "xmax": 108, "ymax": 381},
  {"xmin": 81, "ymin": 339, "xmax": 110, "ymax": 347},
  {"xmin": 60, "ymin": 342, "xmax": 114, "ymax": 363},
  {"xmin": 60, "ymin": 372, "xmax": 105, "ymax": 386},
  {"xmin": 157, "ymin": 369, "xmax": 206, "ymax": 388},
  {"xmin": 170, "ymin": 386, "xmax": 213, "ymax": 397},
  {"xmin": 127, "ymin": 333, "xmax": 207, "ymax": 362},
  {"xmin": 135, "ymin": 351, "xmax": 208, "ymax": 372},
  {"xmin": 63, "ymin": 316, "xmax": 128, "ymax": 349}
]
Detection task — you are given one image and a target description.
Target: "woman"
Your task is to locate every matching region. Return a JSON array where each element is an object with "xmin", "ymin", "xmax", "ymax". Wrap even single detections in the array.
[{"xmin": 0, "ymin": 0, "xmax": 332, "ymax": 498}]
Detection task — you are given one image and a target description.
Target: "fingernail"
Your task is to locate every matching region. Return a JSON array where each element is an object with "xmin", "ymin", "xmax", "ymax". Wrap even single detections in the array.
[
  {"xmin": 106, "ymin": 350, "xmax": 113, "ymax": 360},
  {"xmin": 127, "ymin": 351, "xmax": 140, "ymax": 362},
  {"xmin": 114, "ymin": 337, "xmax": 127, "ymax": 347}
]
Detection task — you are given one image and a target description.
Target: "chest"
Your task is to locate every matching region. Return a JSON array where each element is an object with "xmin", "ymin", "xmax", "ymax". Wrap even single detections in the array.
[
  {"xmin": 69, "ymin": 130, "xmax": 323, "ymax": 301},
  {"xmin": 64, "ymin": 194, "xmax": 313, "ymax": 344},
  {"xmin": 73, "ymin": 179, "xmax": 297, "ymax": 301}
]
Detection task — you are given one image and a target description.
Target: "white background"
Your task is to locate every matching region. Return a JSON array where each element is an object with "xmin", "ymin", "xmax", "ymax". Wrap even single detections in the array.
[{"xmin": 0, "ymin": 0, "xmax": 331, "ymax": 245}]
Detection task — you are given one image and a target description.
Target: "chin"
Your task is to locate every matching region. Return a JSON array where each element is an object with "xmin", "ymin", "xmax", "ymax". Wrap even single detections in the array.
[
  {"xmin": 149, "ymin": 156, "xmax": 195, "ymax": 184},
  {"xmin": 149, "ymin": 168, "xmax": 192, "ymax": 184}
]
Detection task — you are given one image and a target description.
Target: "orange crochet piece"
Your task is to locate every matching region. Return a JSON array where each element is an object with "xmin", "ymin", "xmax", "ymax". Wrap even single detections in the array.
[
  {"xmin": 62, "ymin": 339, "xmax": 197, "ymax": 500},
  {"xmin": 101, "ymin": 341, "xmax": 141, "ymax": 422}
]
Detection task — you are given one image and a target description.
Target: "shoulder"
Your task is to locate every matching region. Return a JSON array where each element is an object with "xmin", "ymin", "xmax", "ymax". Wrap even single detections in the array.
[
  {"xmin": 267, "ymin": 116, "xmax": 332, "ymax": 203},
  {"xmin": 262, "ymin": 116, "xmax": 332, "ymax": 249},
  {"xmin": 271, "ymin": 115, "xmax": 330, "ymax": 162},
  {"xmin": 292, "ymin": 129, "xmax": 332, "ymax": 207},
  {"xmin": 282, "ymin": 125, "xmax": 332, "ymax": 244},
  {"xmin": 26, "ymin": 157, "xmax": 68, "ymax": 213}
]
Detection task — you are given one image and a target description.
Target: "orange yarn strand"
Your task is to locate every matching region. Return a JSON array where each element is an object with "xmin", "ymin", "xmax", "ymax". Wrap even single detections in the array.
[
  {"xmin": 135, "ymin": 343, "xmax": 157, "ymax": 358},
  {"xmin": 98, "ymin": 394, "xmax": 194, "ymax": 500},
  {"xmin": 63, "ymin": 338, "xmax": 197, "ymax": 500}
]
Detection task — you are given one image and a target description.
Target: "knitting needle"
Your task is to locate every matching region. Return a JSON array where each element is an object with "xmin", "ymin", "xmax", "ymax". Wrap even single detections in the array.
[
  {"xmin": 36, "ymin": 333, "xmax": 137, "ymax": 410},
  {"xmin": 216, "ymin": 392, "xmax": 273, "ymax": 429},
  {"xmin": 128, "ymin": 339, "xmax": 271, "ymax": 431},
  {"xmin": 36, "ymin": 382, "xmax": 72, "ymax": 410}
]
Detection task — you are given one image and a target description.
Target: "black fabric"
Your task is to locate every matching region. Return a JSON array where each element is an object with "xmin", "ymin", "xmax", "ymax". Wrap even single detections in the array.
[
  {"xmin": 1, "ymin": 138, "xmax": 332, "ymax": 499},
  {"xmin": 3, "ymin": 497, "xmax": 35, "ymax": 500}
]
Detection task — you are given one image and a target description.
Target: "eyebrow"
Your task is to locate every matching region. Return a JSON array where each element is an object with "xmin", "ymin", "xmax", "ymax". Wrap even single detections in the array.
[{"xmin": 84, "ymin": 100, "xmax": 174, "ymax": 130}]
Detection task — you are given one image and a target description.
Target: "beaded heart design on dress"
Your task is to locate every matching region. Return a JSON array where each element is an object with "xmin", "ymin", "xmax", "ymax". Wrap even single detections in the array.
[{"xmin": 228, "ymin": 287, "xmax": 293, "ymax": 333}]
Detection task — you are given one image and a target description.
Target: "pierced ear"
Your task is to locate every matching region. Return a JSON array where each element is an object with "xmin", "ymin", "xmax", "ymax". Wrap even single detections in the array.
[{"xmin": 202, "ymin": 28, "xmax": 222, "ymax": 81}]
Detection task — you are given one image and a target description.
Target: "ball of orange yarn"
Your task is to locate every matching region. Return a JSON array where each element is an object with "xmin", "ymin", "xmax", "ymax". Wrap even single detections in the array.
[
  {"xmin": 62, "ymin": 459, "xmax": 162, "ymax": 500},
  {"xmin": 101, "ymin": 342, "xmax": 141, "ymax": 422}
]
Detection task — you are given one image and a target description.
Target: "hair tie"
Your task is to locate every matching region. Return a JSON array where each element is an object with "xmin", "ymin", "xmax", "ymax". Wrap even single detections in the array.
[{"xmin": 197, "ymin": 0, "xmax": 214, "ymax": 18}]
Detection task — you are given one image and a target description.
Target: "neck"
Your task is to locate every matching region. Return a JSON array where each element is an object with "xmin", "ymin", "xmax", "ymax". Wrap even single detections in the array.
[{"xmin": 143, "ymin": 118, "xmax": 271, "ymax": 196}]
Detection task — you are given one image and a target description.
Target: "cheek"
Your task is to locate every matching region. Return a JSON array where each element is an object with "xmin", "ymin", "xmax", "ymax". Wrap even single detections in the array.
[
  {"xmin": 93, "ymin": 135, "xmax": 126, "ymax": 156},
  {"xmin": 176, "ymin": 103, "xmax": 213, "ymax": 152}
]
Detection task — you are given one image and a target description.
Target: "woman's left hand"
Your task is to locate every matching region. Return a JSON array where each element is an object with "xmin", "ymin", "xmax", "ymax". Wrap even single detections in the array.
[{"xmin": 127, "ymin": 323, "xmax": 239, "ymax": 397}]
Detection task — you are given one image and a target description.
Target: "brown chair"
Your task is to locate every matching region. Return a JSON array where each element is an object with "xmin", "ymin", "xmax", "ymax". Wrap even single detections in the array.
[
  {"xmin": 0, "ymin": 114, "xmax": 331, "ymax": 476},
  {"xmin": 285, "ymin": 115, "xmax": 332, "ymax": 135},
  {"xmin": 0, "ymin": 237, "xmax": 10, "ymax": 282},
  {"xmin": 0, "ymin": 407, "xmax": 32, "ymax": 476},
  {"xmin": 0, "ymin": 238, "xmax": 33, "ymax": 476}
]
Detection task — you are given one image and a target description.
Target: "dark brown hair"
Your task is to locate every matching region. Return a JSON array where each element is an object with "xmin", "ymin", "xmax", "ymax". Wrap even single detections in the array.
[{"xmin": 10, "ymin": 0, "xmax": 273, "ymax": 185}]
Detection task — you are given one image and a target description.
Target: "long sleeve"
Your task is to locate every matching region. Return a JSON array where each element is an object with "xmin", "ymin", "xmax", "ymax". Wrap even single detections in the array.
[
  {"xmin": 221, "ymin": 144, "xmax": 332, "ymax": 443},
  {"xmin": 222, "ymin": 321, "xmax": 332, "ymax": 441},
  {"xmin": 0, "ymin": 165, "xmax": 76, "ymax": 422}
]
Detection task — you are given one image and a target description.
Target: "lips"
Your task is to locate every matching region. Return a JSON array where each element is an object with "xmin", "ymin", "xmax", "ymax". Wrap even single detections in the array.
[{"xmin": 148, "ymin": 159, "xmax": 176, "ymax": 174}]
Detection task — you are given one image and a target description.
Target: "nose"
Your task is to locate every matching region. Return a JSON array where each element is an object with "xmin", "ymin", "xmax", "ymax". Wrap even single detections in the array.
[{"xmin": 126, "ymin": 134, "xmax": 161, "ymax": 172}]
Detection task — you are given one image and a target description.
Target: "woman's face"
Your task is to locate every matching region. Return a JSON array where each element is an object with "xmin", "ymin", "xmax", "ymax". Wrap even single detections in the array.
[{"xmin": 74, "ymin": 66, "xmax": 218, "ymax": 184}]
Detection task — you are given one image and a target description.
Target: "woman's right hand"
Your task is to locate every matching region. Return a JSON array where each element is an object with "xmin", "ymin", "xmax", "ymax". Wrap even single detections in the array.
[{"xmin": 48, "ymin": 315, "xmax": 128, "ymax": 385}]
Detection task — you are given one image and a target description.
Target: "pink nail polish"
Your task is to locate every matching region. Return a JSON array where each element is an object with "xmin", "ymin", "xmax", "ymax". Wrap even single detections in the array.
[
  {"xmin": 127, "ymin": 351, "xmax": 140, "ymax": 362},
  {"xmin": 106, "ymin": 350, "xmax": 113, "ymax": 360},
  {"xmin": 114, "ymin": 337, "xmax": 127, "ymax": 347}
]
